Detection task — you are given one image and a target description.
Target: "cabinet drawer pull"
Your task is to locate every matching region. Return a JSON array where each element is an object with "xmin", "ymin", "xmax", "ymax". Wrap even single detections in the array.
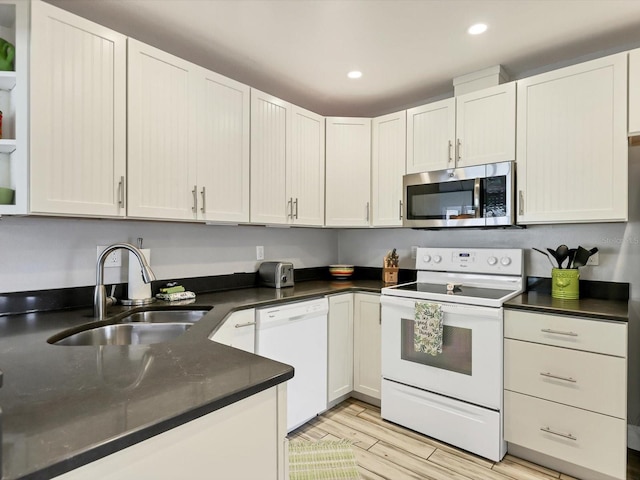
[
  {"xmin": 200, "ymin": 186, "xmax": 206, "ymax": 214},
  {"xmin": 539, "ymin": 372, "xmax": 577, "ymax": 383},
  {"xmin": 541, "ymin": 328, "xmax": 578, "ymax": 337},
  {"xmin": 192, "ymin": 186, "xmax": 198, "ymax": 213},
  {"xmin": 540, "ymin": 426, "xmax": 577, "ymax": 441},
  {"xmin": 118, "ymin": 176, "xmax": 125, "ymax": 208},
  {"xmin": 235, "ymin": 321, "xmax": 256, "ymax": 329},
  {"xmin": 448, "ymin": 140, "xmax": 453, "ymax": 163}
]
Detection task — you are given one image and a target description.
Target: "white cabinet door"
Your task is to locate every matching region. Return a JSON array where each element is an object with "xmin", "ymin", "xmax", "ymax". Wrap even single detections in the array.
[
  {"xmin": 209, "ymin": 309, "xmax": 255, "ymax": 353},
  {"xmin": 197, "ymin": 68, "xmax": 250, "ymax": 223},
  {"xmin": 517, "ymin": 53, "xmax": 628, "ymax": 224},
  {"xmin": 455, "ymin": 82, "xmax": 516, "ymax": 167},
  {"xmin": 30, "ymin": 1, "xmax": 126, "ymax": 217},
  {"xmin": 127, "ymin": 38, "xmax": 197, "ymax": 220},
  {"xmin": 353, "ymin": 293, "xmax": 381, "ymax": 399},
  {"xmin": 630, "ymin": 48, "xmax": 640, "ymax": 136},
  {"xmin": 406, "ymin": 98, "xmax": 455, "ymax": 173},
  {"xmin": 289, "ymin": 106, "xmax": 325, "ymax": 226},
  {"xmin": 325, "ymin": 117, "xmax": 372, "ymax": 227},
  {"xmin": 372, "ymin": 111, "xmax": 406, "ymax": 227},
  {"xmin": 250, "ymin": 89, "xmax": 291, "ymax": 224},
  {"xmin": 327, "ymin": 294, "xmax": 354, "ymax": 403}
]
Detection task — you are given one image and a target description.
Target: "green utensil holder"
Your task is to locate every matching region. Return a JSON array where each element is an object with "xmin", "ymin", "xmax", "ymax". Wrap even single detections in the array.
[{"xmin": 552, "ymin": 268, "xmax": 579, "ymax": 299}]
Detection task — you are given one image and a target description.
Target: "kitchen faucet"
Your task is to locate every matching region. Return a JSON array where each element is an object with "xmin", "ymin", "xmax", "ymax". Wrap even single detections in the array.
[{"xmin": 94, "ymin": 243, "xmax": 156, "ymax": 320}]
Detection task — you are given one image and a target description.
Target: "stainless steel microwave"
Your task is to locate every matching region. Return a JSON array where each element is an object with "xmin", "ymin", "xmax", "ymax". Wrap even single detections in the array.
[{"xmin": 403, "ymin": 161, "xmax": 515, "ymax": 228}]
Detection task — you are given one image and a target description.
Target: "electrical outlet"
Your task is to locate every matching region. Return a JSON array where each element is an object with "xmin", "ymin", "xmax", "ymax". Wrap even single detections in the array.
[
  {"xmin": 97, "ymin": 246, "xmax": 122, "ymax": 268},
  {"xmin": 256, "ymin": 246, "xmax": 264, "ymax": 261},
  {"xmin": 411, "ymin": 246, "xmax": 418, "ymax": 259},
  {"xmin": 586, "ymin": 251, "xmax": 599, "ymax": 266}
]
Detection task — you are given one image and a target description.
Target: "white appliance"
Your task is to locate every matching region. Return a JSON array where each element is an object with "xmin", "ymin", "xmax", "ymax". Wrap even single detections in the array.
[
  {"xmin": 381, "ymin": 247, "xmax": 524, "ymax": 461},
  {"xmin": 256, "ymin": 298, "xmax": 328, "ymax": 432}
]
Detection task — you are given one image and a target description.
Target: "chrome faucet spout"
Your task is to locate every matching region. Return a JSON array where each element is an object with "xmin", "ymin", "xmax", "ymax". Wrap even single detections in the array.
[{"xmin": 94, "ymin": 243, "xmax": 156, "ymax": 320}]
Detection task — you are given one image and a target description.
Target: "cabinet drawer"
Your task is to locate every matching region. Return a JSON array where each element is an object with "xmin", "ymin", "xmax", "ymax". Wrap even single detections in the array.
[
  {"xmin": 504, "ymin": 339, "xmax": 626, "ymax": 418},
  {"xmin": 504, "ymin": 310, "xmax": 626, "ymax": 357},
  {"xmin": 504, "ymin": 391, "xmax": 626, "ymax": 480}
]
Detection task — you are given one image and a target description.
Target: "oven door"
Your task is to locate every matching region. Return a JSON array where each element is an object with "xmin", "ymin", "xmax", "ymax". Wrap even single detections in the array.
[{"xmin": 381, "ymin": 295, "xmax": 503, "ymax": 410}]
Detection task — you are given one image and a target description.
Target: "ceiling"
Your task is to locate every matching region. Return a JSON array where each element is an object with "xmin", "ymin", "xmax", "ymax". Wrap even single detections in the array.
[{"xmin": 47, "ymin": 0, "xmax": 640, "ymax": 117}]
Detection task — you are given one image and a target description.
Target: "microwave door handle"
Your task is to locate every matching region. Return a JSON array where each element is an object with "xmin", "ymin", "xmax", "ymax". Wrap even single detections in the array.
[{"xmin": 473, "ymin": 178, "xmax": 481, "ymax": 217}]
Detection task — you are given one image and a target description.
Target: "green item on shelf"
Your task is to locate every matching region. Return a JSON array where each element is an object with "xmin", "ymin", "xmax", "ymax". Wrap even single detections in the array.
[{"xmin": 0, "ymin": 38, "xmax": 15, "ymax": 71}]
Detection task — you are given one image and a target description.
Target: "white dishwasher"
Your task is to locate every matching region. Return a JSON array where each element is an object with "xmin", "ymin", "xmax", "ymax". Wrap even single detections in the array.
[{"xmin": 256, "ymin": 298, "xmax": 328, "ymax": 432}]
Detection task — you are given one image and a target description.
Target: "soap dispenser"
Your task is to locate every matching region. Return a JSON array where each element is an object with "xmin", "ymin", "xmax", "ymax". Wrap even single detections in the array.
[{"xmin": 121, "ymin": 238, "xmax": 156, "ymax": 306}]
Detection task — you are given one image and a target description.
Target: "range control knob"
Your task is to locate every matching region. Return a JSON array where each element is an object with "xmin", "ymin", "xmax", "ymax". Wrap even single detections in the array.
[
  {"xmin": 501, "ymin": 256, "xmax": 512, "ymax": 266},
  {"xmin": 433, "ymin": 255, "xmax": 442, "ymax": 263},
  {"xmin": 487, "ymin": 256, "xmax": 498, "ymax": 266},
  {"xmin": 422, "ymin": 255, "xmax": 431, "ymax": 263}
]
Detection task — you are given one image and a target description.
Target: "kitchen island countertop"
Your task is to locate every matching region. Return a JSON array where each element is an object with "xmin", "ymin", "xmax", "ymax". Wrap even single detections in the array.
[{"xmin": 0, "ymin": 279, "xmax": 382, "ymax": 480}]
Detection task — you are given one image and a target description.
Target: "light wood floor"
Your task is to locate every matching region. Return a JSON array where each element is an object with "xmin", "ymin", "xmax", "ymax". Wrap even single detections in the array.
[{"xmin": 289, "ymin": 398, "xmax": 640, "ymax": 480}]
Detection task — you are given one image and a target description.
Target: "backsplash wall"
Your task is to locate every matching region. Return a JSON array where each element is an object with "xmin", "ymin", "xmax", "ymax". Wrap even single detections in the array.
[{"xmin": 0, "ymin": 217, "xmax": 339, "ymax": 293}]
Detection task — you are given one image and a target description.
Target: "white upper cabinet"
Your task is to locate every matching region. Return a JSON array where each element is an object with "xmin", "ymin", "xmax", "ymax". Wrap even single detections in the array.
[
  {"xmin": 455, "ymin": 82, "xmax": 516, "ymax": 167},
  {"xmin": 517, "ymin": 53, "xmax": 628, "ymax": 224},
  {"xmin": 250, "ymin": 89, "xmax": 291, "ymax": 224},
  {"xmin": 127, "ymin": 39, "xmax": 197, "ymax": 220},
  {"xmin": 406, "ymin": 83, "xmax": 515, "ymax": 174},
  {"xmin": 406, "ymin": 98, "xmax": 455, "ymax": 173},
  {"xmin": 197, "ymin": 68, "xmax": 250, "ymax": 223},
  {"xmin": 325, "ymin": 117, "xmax": 372, "ymax": 227},
  {"xmin": 289, "ymin": 105, "xmax": 325, "ymax": 226},
  {"xmin": 0, "ymin": 0, "xmax": 27, "ymax": 215},
  {"xmin": 630, "ymin": 48, "xmax": 640, "ymax": 136},
  {"xmin": 30, "ymin": 0, "xmax": 127, "ymax": 216},
  {"xmin": 372, "ymin": 110, "xmax": 406, "ymax": 227}
]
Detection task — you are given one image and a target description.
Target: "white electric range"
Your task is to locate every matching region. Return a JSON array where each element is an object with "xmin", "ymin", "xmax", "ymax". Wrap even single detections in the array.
[{"xmin": 380, "ymin": 247, "xmax": 524, "ymax": 462}]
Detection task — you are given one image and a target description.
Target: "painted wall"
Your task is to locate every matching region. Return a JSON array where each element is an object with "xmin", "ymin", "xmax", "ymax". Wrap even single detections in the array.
[{"xmin": 0, "ymin": 218, "xmax": 338, "ymax": 293}]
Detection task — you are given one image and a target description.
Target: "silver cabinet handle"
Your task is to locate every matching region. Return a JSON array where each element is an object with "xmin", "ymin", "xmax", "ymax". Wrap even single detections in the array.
[
  {"xmin": 448, "ymin": 140, "xmax": 453, "ymax": 163},
  {"xmin": 294, "ymin": 198, "xmax": 299, "ymax": 219},
  {"xmin": 192, "ymin": 186, "xmax": 198, "ymax": 213},
  {"xmin": 200, "ymin": 186, "xmax": 206, "ymax": 214},
  {"xmin": 118, "ymin": 176, "xmax": 125, "ymax": 208},
  {"xmin": 457, "ymin": 138, "xmax": 462, "ymax": 161},
  {"xmin": 366, "ymin": 202, "xmax": 370, "ymax": 222},
  {"xmin": 399, "ymin": 200, "xmax": 403, "ymax": 220},
  {"xmin": 541, "ymin": 328, "xmax": 578, "ymax": 337},
  {"xmin": 287, "ymin": 197, "xmax": 293, "ymax": 219},
  {"xmin": 519, "ymin": 190, "xmax": 524, "ymax": 216},
  {"xmin": 235, "ymin": 321, "xmax": 256, "ymax": 328},
  {"xmin": 540, "ymin": 372, "xmax": 577, "ymax": 383},
  {"xmin": 540, "ymin": 426, "xmax": 577, "ymax": 441}
]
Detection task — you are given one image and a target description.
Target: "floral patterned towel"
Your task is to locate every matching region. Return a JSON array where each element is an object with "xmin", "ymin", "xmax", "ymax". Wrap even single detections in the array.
[{"xmin": 414, "ymin": 302, "xmax": 443, "ymax": 356}]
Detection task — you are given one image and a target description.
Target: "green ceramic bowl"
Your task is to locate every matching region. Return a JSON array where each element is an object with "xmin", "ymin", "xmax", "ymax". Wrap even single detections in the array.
[{"xmin": 0, "ymin": 187, "xmax": 15, "ymax": 204}]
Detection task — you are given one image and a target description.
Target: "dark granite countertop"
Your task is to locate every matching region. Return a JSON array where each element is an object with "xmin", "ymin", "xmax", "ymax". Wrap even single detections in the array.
[
  {"xmin": 504, "ymin": 290, "xmax": 629, "ymax": 322},
  {"xmin": 0, "ymin": 279, "xmax": 382, "ymax": 480}
]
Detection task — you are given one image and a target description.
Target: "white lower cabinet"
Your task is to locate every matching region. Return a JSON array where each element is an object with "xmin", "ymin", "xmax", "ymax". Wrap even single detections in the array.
[
  {"xmin": 353, "ymin": 293, "xmax": 381, "ymax": 399},
  {"xmin": 327, "ymin": 293, "xmax": 354, "ymax": 403},
  {"xmin": 56, "ymin": 385, "xmax": 287, "ymax": 480},
  {"xmin": 209, "ymin": 308, "xmax": 255, "ymax": 353},
  {"xmin": 504, "ymin": 309, "xmax": 627, "ymax": 480}
]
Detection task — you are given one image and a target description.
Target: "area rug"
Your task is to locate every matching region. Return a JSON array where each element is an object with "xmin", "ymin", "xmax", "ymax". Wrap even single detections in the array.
[{"xmin": 289, "ymin": 440, "xmax": 361, "ymax": 480}]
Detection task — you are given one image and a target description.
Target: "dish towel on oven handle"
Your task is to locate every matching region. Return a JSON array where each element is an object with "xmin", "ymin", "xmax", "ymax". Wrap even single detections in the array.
[{"xmin": 414, "ymin": 302, "xmax": 443, "ymax": 356}]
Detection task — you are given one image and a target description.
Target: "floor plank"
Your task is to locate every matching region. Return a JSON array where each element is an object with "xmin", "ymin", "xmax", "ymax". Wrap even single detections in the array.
[{"xmin": 291, "ymin": 398, "xmax": 640, "ymax": 480}]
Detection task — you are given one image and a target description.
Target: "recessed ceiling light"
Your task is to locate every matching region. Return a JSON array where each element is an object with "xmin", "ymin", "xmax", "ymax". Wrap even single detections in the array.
[
  {"xmin": 468, "ymin": 23, "xmax": 488, "ymax": 35},
  {"xmin": 347, "ymin": 70, "xmax": 362, "ymax": 79}
]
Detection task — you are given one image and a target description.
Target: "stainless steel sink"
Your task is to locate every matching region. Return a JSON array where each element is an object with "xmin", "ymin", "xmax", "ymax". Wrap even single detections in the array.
[
  {"xmin": 53, "ymin": 322, "xmax": 194, "ymax": 346},
  {"xmin": 119, "ymin": 309, "xmax": 210, "ymax": 324},
  {"xmin": 49, "ymin": 308, "xmax": 212, "ymax": 346}
]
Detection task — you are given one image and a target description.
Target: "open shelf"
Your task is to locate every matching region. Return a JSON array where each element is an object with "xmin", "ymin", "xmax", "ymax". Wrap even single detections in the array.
[{"xmin": 0, "ymin": 71, "xmax": 16, "ymax": 90}]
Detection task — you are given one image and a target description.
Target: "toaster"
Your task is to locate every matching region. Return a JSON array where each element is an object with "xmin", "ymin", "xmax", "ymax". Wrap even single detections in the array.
[{"xmin": 258, "ymin": 261, "xmax": 295, "ymax": 288}]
